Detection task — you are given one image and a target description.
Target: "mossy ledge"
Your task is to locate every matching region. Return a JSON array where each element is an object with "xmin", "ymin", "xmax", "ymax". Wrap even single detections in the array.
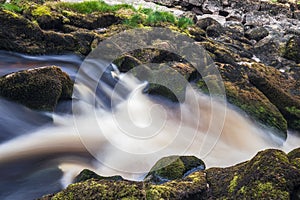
[{"xmin": 38, "ymin": 148, "xmax": 300, "ymax": 199}]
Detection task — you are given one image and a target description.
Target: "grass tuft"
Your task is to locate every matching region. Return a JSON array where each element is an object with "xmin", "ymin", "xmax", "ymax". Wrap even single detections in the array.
[
  {"xmin": 58, "ymin": 1, "xmax": 135, "ymax": 14},
  {"xmin": 0, "ymin": 3, "xmax": 23, "ymax": 13},
  {"xmin": 145, "ymin": 11, "xmax": 175, "ymax": 25},
  {"xmin": 177, "ymin": 17, "xmax": 194, "ymax": 29}
]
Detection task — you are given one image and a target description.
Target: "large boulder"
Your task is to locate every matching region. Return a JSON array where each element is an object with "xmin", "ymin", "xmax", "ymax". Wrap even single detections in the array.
[
  {"xmin": 0, "ymin": 66, "xmax": 73, "ymax": 111},
  {"xmin": 144, "ymin": 155, "xmax": 205, "ymax": 184},
  {"xmin": 288, "ymin": 148, "xmax": 300, "ymax": 170},
  {"xmin": 206, "ymin": 149, "xmax": 300, "ymax": 199},
  {"xmin": 197, "ymin": 39, "xmax": 289, "ymax": 138},
  {"xmin": 249, "ymin": 72, "xmax": 300, "ymax": 132}
]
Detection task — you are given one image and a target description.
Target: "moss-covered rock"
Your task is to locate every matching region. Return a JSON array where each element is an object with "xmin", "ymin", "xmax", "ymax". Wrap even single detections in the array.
[
  {"xmin": 113, "ymin": 54, "xmax": 143, "ymax": 73},
  {"xmin": 39, "ymin": 148, "xmax": 300, "ymax": 200},
  {"xmin": 288, "ymin": 147, "xmax": 300, "ymax": 161},
  {"xmin": 74, "ymin": 169, "xmax": 123, "ymax": 183},
  {"xmin": 60, "ymin": 11, "xmax": 121, "ymax": 30},
  {"xmin": 145, "ymin": 171, "xmax": 208, "ymax": 200},
  {"xmin": 0, "ymin": 8, "xmax": 99, "ymax": 55},
  {"xmin": 284, "ymin": 36, "xmax": 300, "ymax": 64},
  {"xmin": 196, "ymin": 59, "xmax": 289, "ymax": 138},
  {"xmin": 0, "ymin": 66, "xmax": 73, "ymax": 111},
  {"xmin": 288, "ymin": 148, "xmax": 300, "ymax": 170},
  {"xmin": 113, "ymin": 48, "xmax": 199, "ymax": 102},
  {"xmin": 248, "ymin": 71, "xmax": 300, "ymax": 132},
  {"xmin": 206, "ymin": 149, "xmax": 300, "ymax": 199},
  {"xmin": 39, "ymin": 170, "xmax": 208, "ymax": 200},
  {"xmin": 144, "ymin": 155, "xmax": 205, "ymax": 184},
  {"xmin": 41, "ymin": 179, "xmax": 145, "ymax": 200}
]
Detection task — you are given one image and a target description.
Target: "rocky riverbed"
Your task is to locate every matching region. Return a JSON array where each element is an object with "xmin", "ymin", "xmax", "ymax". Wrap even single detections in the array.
[
  {"xmin": 1, "ymin": 0, "xmax": 299, "ymax": 138},
  {"xmin": 0, "ymin": 0, "xmax": 299, "ymax": 199}
]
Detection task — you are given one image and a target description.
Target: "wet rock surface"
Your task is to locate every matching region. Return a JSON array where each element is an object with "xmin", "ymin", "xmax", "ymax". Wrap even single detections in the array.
[
  {"xmin": 0, "ymin": 66, "xmax": 73, "ymax": 111},
  {"xmin": 38, "ymin": 148, "xmax": 300, "ymax": 200},
  {"xmin": 144, "ymin": 155, "xmax": 205, "ymax": 184},
  {"xmin": 1, "ymin": 0, "xmax": 299, "ymax": 136},
  {"xmin": 74, "ymin": 169, "xmax": 124, "ymax": 183}
]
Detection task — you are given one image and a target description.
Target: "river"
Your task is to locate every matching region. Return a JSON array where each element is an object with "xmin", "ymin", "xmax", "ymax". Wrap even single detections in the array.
[{"xmin": 0, "ymin": 51, "xmax": 299, "ymax": 200}]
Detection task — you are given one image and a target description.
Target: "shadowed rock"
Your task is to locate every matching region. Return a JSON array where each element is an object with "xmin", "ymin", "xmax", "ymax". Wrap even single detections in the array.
[{"xmin": 0, "ymin": 66, "xmax": 73, "ymax": 111}]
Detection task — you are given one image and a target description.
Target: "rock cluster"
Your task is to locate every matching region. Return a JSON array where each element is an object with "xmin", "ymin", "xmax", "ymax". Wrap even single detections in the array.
[
  {"xmin": 0, "ymin": 0, "xmax": 299, "ymax": 136},
  {"xmin": 39, "ymin": 148, "xmax": 300, "ymax": 199}
]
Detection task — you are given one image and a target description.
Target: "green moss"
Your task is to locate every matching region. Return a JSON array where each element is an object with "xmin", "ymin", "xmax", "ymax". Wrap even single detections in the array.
[
  {"xmin": 152, "ymin": 156, "xmax": 185, "ymax": 180},
  {"xmin": 285, "ymin": 106, "xmax": 300, "ymax": 116},
  {"xmin": 145, "ymin": 156, "xmax": 205, "ymax": 184},
  {"xmin": 0, "ymin": 66, "xmax": 73, "ymax": 111},
  {"xmin": 146, "ymin": 185, "xmax": 172, "ymax": 199},
  {"xmin": 196, "ymin": 79, "xmax": 209, "ymax": 94},
  {"xmin": 226, "ymin": 86, "xmax": 287, "ymax": 138},
  {"xmin": 32, "ymin": 5, "xmax": 51, "ymax": 16},
  {"xmin": 254, "ymin": 182, "xmax": 289, "ymax": 199},
  {"xmin": 291, "ymin": 158, "xmax": 300, "ymax": 169},
  {"xmin": 288, "ymin": 148, "xmax": 300, "ymax": 160},
  {"xmin": 229, "ymin": 175, "xmax": 238, "ymax": 193},
  {"xmin": 238, "ymin": 186, "xmax": 246, "ymax": 195},
  {"xmin": 274, "ymin": 151, "xmax": 290, "ymax": 164}
]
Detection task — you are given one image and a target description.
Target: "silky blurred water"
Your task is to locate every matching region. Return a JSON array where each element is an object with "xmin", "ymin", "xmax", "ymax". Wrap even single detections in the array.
[{"xmin": 0, "ymin": 51, "xmax": 298, "ymax": 200}]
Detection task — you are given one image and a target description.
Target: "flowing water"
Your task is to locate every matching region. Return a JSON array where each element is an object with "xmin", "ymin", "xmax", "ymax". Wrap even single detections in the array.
[{"xmin": 0, "ymin": 51, "xmax": 299, "ymax": 200}]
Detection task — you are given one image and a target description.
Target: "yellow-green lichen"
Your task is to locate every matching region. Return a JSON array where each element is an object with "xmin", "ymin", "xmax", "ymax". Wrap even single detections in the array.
[
  {"xmin": 32, "ymin": 5, "xmax": 51, "ymax": 16},
  {"xmin": 228, "ymin": 175, "xmax": 238, "ymax": 193},
  {"xmin": 254, "ymin": 182, "xmax": 289, "ymax": 199}
]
